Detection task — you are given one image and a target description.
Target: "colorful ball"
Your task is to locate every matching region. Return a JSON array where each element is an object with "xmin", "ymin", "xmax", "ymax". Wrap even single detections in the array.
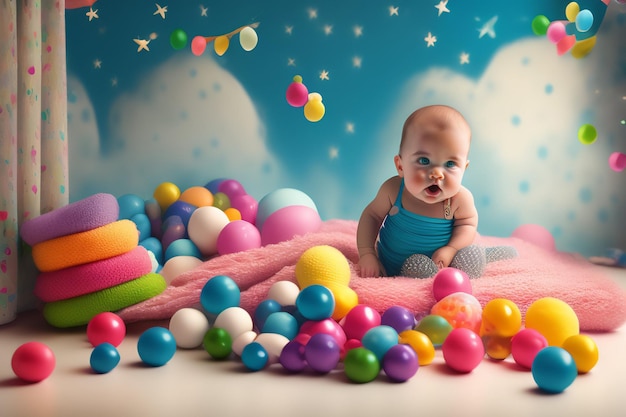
[
  {"xmin": 169, "ymin": 29, "xmax": 188, "ymax": 50},
  {"xmin": 164, "ymin": 200, "xmax": 196, "ymax": 228},
  {"xmin": 304, "ymin": 333, "xmax": 341, "ymax": 373},
  {"xmin": 160, "ymin": 215, "xmax": 186, "ymax": 252},
  {"xmin": 398, "ymin": 330, "xmax": 435, "ymax": 366},
  {"xmin": 200, "ymin": 275, "xmax": 241, "ymax": 316},
  {"xmin": 267, "ymin": 280, "xmax": 301, "ymax": 306},
  {"xmin": 342, "ymin": 304, "xmax": 382, "ymax": 341},
  {"xmin": 279, "ymin": 339, "xmax": 307, "ymax": 372},
  {"xmin": 223, "ymin": 207, "xmax": 242, "ymax": 221},
  {"xmin": 578, "ymin": 124, "xmax": 597, "ymax": 145},
  {"xmin": 217, "ymin": 179, "xmax": 247, "ymax": 199},
  {"xmin": 432, "ymin": 267, "xmax": 472, "ymax": 301},
  {"xmin": 327, "ymin": 284, "xmax": 359, "ymax": 321},
  {"xmin": 531, "ymin": 347, "xmax": 578, "ymax": 393},
  {"xmin": 254, "ymin": 333, "xmax": 290, "ymax": 363},
  {"xmin": 381, "ymin": 305, "xmax": 416, "ymax": 333},
  {"xmin": 229, "ymin": 194, "xmax": 258, "ymax": 224},
  {"xmin": 159, "ymin": 255, "xmax": 203, "ymax": 285},
  {"xmin": 343, "ymin": 347, "xmax": 380, "ymax": 383},
  {"xmin": 256, "ymin": 188, "xmax": 318, "ymax": 230},
  {"xmin": 203, "ymin": 327, "xmax": 233, "ymax": 360},
  {"xmin": 187, "ymin": 206, "xmax": 230, "ymax": 256},
  {"xmin": 511, "ymin": 224, "xmax": 556, "ymax": 251},
  {"xmin": 431, "ymin": 292, "xmax": 482, "ymax": 334},
  {"xmin": 561, "ymin": 334, "xmax": 599, "ymax": 373},
  {"xmin": 216, "ymin": 220, "xmax": 262, "ymax": 255},
  {"xmin": 295, "ymin": 245, "xmax": 351, "ymax": 289},
  {"xmin": 254, "ymin": 299, "xmax": 282, "ymax": 330},
  {"xmin": 231, "ymin": 330, "xmax": 257, "ymax": 357},
  {"xmin": 169, "ymin": 308, "xmax": 210, "ymax": 349},
  {"xmin": 137, "ymin": 327, "xmax": 177, "ymax": 367},
  {"xmin": 261, "ymin": 311, "xmax": 299, "ymax": 340},
  {"xmin": 241, "ymin": 342, "xmax": 268, "ymax": 371},
  {"xmin": 153, "ymin": 182, "xmax": 180, "ymax": 212},
  {"xmin": 609, "ymin": 152, "xmax": 626, "ymax": 172},
  {"xmin": 117, "ymin": 193, "xmax": 145, "ymax": 220},
  {"xmin": 260, "ymin": 205, "xmax": 322, "ymax": 246},
  {"xmin": 90, "ymin": 343, "xmax": 120, "ymax": 374},
  {"xmin": 179, "ymin": 186, "xmax": 214, "ymax": 207},
  {"xmin": 510, "ymin": 328, "xmax": 549, "ymax": 369},
  {"xmin": 212, "ymin": 192, "xmax": 231, "ymax": 210},
  {"xmin": 11, "ymin": 342, "xmax": 56, "ymax": 382},
  {"xmin": 299, "ymin": 318, "xmax": 347, "ymax": 348},
  {"xmin": 164, "ymin": 238, "xmax": 202, "ymax": 263},
  {"xmin": 524, "ymin": 297, "xmax": 579, "ymax": 346},
  {"xmin": 531, "ymin": 15, "xmax": 550, "ymax": 36},
  {"xmin": 479, "ymin": 298, "xmax": 522, "ymax": 338},
  {"xmin": 296, "ymin": 284, "xmax": 335, "ymax": 321},
  {"xmin": 382, "ymin": 343, "xmax": 419, "ymax": 382},
  {"xmin": 441, "ymin": 328, "xmax": 485, "ymax": 373},
  {"xmin": 361, "ymin": 325, "xmax": 399, "ymax": 361},
  {"xmin": 415, "ymin": 314, "xmax": 453, "ymax": 346},
  {"xmin": 131, "ymin": 213, "xmax": 151, "ymax": 242},
  {"xmin": 87, "ymin": 312, "xmax": 126, "ymax": 347}
]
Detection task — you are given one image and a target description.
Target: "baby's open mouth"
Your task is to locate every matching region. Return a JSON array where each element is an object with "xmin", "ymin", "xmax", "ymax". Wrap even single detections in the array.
[{"xmin": 426, "ymin": 184, "xmax": 441, "ymax": 195}]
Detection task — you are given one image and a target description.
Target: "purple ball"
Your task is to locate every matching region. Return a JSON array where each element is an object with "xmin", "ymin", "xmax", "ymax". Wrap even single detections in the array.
[
  {"xmin": 304, "ymin": 333, "xmax": 340, "ymax": 373},
  {"xmin": 279, "ymin": 340, "xmax": 307, "ymax": 372},
  {"xmin": 381, "ymin": 306, "xmax": 416, "ymax": 333},
  {"xmin": 382, "ymin": 344, "xmax": 419, "ymax": 382}
]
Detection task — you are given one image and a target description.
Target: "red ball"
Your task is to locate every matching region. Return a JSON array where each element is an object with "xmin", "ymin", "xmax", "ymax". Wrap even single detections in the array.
[
  {"xmin": 12, "ymin": 342, "xmax": 56, "ymax": 382},
  {"xmin": 442, "ymin": 328, "xmax": 485, "ymax": 373},
  {"xmin": 87, "ymin": 312, "xmax": 126, "ymax": 347},
  {"xmin": 511, "ymin": 328, "xmax": 548, "ymax": 369},
  {"xmin": 341, "ymin": 304, "xmax": 382, "ymax": 341},
  {"xmin": 432, "ymin": 267, "xmax": 472, "ymax": 302}
]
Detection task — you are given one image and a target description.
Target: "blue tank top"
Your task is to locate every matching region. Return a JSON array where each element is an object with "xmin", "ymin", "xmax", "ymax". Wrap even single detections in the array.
[{"xmin": 377, "ymin": 179, "xmax": 454, "ymax": 276}]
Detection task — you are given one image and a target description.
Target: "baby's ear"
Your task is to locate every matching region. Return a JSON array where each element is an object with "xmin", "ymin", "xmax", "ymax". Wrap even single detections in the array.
[
  {"xmin": 394, "ymin": 154, "xmax": 404, "ymax": 175},
  {"xmin": 465, "ymin": 160, "xmax": 470, "ymax": 169}
]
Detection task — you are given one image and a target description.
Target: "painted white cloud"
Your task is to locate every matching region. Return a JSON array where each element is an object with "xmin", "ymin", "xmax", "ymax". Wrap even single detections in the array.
[
  {"xmin": 68, "ymin": 55, "xmax": 284, "ymax": 202},
  {"xmin": 372, "ymin": 22, "xmax": 625, "ymax": 255}
]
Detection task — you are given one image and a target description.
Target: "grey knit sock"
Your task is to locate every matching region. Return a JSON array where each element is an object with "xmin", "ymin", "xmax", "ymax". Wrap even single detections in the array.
[
  {"xmin": 485, "ymin": 245, "xmax": 518, "ymax": 262},
  {"xmin": 400, "ymin": 254, "xmax": 439, "ymax": 278},
  {"xmin": 450, "ymin": 245, "xmax": 487, "ymax": 279}
]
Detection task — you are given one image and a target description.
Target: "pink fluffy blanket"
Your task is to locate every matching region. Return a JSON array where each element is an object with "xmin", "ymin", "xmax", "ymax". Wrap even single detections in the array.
[{"xmin": 118, "ymin": 220, "xmax": 626, "ymax": 332}]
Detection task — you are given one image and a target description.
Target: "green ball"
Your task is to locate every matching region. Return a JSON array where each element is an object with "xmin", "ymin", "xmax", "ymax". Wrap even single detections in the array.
[
  {"xmin": 415, "ymin": 314, "xmax": 453, "ymax": 346},
  {"xmin": 170, "ymin": 29, "xmax": 188, "ymax": 50},
  {"xmin": 578, "ymin": 124, "xmax": 598, "ymax": 145},
  {"xmin": 344, "ymin": 347, "xmax": 380, "ymax": 383},
  {"xmin": 531, "ymin": 15, "xmax": 550, "ymax": 36},
  {"xmin": 203, "ymin": 327, "xmax": 232, "ymax": 360}
]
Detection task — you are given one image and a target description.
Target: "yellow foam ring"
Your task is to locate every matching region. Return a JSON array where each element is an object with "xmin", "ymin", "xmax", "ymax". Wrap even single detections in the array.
[
  {"xmin": 43, "ymin": 273, "xmax": 166, "ymax": 328},
  {"xmin": 32, "ymin": 220, "xmax": 139, "ymax": 272},
  {"xmin": 571, "ymin": 36, "xmax": 596, "ymax": 59},
  {"xmin": 524, "ymin": 297, "xmax": 579, "ymax": 346},
  {"xmin": 295, "ymin": 245, "xmax": 351, "ymax": 289}
]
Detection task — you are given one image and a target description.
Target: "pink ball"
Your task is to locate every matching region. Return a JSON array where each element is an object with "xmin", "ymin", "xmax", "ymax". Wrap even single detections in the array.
[
  {"xmin": 442, "ymin": 328, "xmax": 485, "ymax": 373},
  {"xmin": 87, "ymin": 312, "xmax": 126, "ymax": 347},
  {"xmin": 216, "ymin": 220, "xmax": 262, "ymax": 255},
  {"xmin": 546, "ymin": 21, "xmax": 566, "ymax": 43},
  {"xmin": 12, "ymin": 342, "xmax": 56, "ymax": 382},
  {"xmin": 260, "ymin": 205, "xmax": 322, "ymax": 246},
  {"xmin": 608, "ymin": 152, "xmax": 626, "ymax": 172},
  {"xmin": 432, "ymin": 267, "xmax": 472, "ymax": 302},
  {"xmin": 191, "ymin": 36, "xmax": 207, "ymax": 56},
  {"xmin": 511, "ymin": 224, "xmax": 556, "ymax": 251},
  {"xmin": 218, "ymin": 179, "xmax": 247, "ymax": 199},
  {"xmin": 230, "ymin": 194, "xmax": 258, "ymax": 224},
  {"xmin": 286, "ymin": 81, "xmax": 309, "ymax": 107},
  {"xmin": 299, "ymin": 318, "xmax": 347, "ymax": 348},
  {"xmin": 341, "ymin": 304, "xmax": 382, "ymax": 341},
  {"xmin": 511, "ymin": 328, "xmax": 549, "ymax": 369}
]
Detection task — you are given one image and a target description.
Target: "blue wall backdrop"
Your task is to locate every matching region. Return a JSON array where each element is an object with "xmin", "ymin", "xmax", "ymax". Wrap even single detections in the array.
[{"xmin": 65, "ymin": 0, "xmax": 626, "ymax": 256}]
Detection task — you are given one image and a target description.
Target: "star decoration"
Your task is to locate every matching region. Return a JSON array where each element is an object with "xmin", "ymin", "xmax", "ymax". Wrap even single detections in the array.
[
  {"xmin": 353, "ymin": 25, "xmax": 363, "ymax": 37},
  {"xmin": 424, "ymin": 32, "xmax": 437, "ymax": 47},
  {"xmin": 111, "ymin": 78, "xmax": 118, "ymax": 87},
  {"xmin": 308, "ymin": 8, "xmax": 318, "ymax": 19},
  {"xmin": 323, "ymin": 25, "xmax": 333, "ymax": 35},
  {"xmin": 352, "ymin": 56, "xmax": 362, "ymax": 68},
  {"xmin": 320, "ymin": 70, "xmax": 330, "ymax": 80},
  {"xmin": 134, "ymin": 38, "xmax": 151, "ymax": 52},
  {"xmin": 478, "ymin": 16, "xmax": 498, "ymax": 39},
  {"xmin": 86, "ymin": 7, "xmax": 98, "ymax": 21},
  {"xmin": 459, "ymin": 52, "xmax": 470, "ymax": 64},
  {"xmin": 434, "ymin": 0, "xmax": 449, "ymax": 16},
  {"xmin": 329, "ymin": 146, "xmax": 339, "ymax": 160},
  {"xmin": 287, "ymin": 57, "xmax": 296, "ymax": 66},
  {"xmin": 154, "ymin": 4, "xmax": 167, "ymax": 19},
  {"xmin": 346, "ymin": 122, "xmax": 355, "ymax": 133},
  {"xmin": 200, "ymin": 5, "xmax": 208, "ymax": 16},
  {"xmin": 93, "ymin": 59, "xmax": 102, "ymax": 69},
  {"xmin": 389, "ymin": 6, "xmax": 399, "ymax": 16},
  {"xmin": 285, "ymin": 25, "xmax": 293, "ymax": 35}
]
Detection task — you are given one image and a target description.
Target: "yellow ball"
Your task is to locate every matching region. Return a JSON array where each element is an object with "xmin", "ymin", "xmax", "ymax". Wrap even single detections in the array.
[
  {"xmin": 223, "ymin": 207, "xmax": 242, "ymax": 221},
  {"xmin": 399, "ymin": 330, "xmax": 435, "ymax": 366},
  {"xmin": 480, "ymin": 298, "xmax": 522, "ymax": 338},
  {"xmin": 483, "ymin": 335, "xmax": 512, "ymax": 360},
  {"xmin": 326, "ymin": 284, "xmax": 358, "ymax": 321},
  {"xmin": 561, "ymin": 334, "xmax": 599, "ymax": 373},
  {"xmin": 295, "ymin": 245, "xmax": 351, "ymax": 289},
  {"xmin": 153, "ymin": 182, "xmax": 181, "ymax": 212},
  {"xmin": 524, "ymin": 297, "xmax": 579, "ymax": 346},
  {"xmin": 179, "ymin": 186, "xmax": 214, "ymax": 208}
]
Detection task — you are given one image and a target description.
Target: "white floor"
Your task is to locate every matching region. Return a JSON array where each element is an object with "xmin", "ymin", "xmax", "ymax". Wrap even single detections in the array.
[{"xmin": 1, "ymin": 266, "xmax": 625, "ymax": 417}]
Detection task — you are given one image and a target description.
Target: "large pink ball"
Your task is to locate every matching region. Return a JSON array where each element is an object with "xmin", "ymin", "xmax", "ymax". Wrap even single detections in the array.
[
  {"xmin": 442, "ymin": 328, "xmax": 485, "ymax": 373},
  {"xmin": 432, "ymin": 267, "xmax": 472, "ymax": 302},
  {"xmin": 511, "ymin": 224, "xmax": 556, "ymax": 252},
  {"xmin": 546, "ymin": 21, "xmax": 566, "ymax": 43},
  {"xmin": 511, "ymin": 328, "xmax": 549, "ymax": 369},
  {"xmin": 217, "ymin": 220, "xmax": 262, "ymax": 255},
  {"xmin": 230, "ymin": 194, "xmax": 258, "ymax": 224},
  {"xmin": 260, "ymin": 205, "xmax": 322, "ymax": 246},
  {"xmin": 12, "ymin": 342, "xmax": 56, "ymax": 382},
  {"xmin": 341, "ymin": 304, "xmax": 382, "ymax": 341}
]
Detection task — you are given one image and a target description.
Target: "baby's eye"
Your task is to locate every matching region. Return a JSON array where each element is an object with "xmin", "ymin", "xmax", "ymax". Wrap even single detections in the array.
[
  {"xmin": 418, "ymin": 157, "xmax": 430, "ymax": 165},
  {"xmin": 445, "ymin": 161, "xmax": 457, "ymax": 168}
]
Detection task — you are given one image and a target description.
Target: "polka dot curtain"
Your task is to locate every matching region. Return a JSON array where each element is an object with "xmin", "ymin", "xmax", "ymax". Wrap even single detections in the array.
[{"xmin": 0, "ymin": 0, "xmax": 69, "ymax": 324}]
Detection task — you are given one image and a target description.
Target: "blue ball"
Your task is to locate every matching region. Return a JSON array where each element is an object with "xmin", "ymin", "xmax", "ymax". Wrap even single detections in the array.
[
  {"xmin": 262, "ymin": 311, "xmax": 299, "ymax": 340},
  {"xmin": 90, "ymin": 342, "xmax": 120, "ymax": 374},
  {"xmin": 295, "ymin": 284, "xmax": 335, "ymax": 321},
  {"xmin": 532, "ymin": 347, "xmax": 578, "ymax": 393},
  {"xmin": 140, "ymin": 236, "xmax": 163, "ymax": 265},
  {"xmin": 205, "ymin": 178, "xmax": 228, "ymax": 194},
  {"xmin": 131, "ymin": 213, "xmax": 152, "ymax": 242},
  {"xmin": 200, "ymin": 275, "xmax": 241, "ymax": 315},
  {"xmin": 254, "ymin": 299, "xmax": 282, "ymax": 330},
  {"xmin": 361, "ymin": 325, "xmax": 399, "ymax": 361},
  {"xmin": 164, "ymin": 238, "xmax": 202, "ymax": 263},
  {"xmin": 164, "ymin": 200, "xmax": 196, "ymax": 228},
  {"xmin": 241, "ymin": 342, "xmax": 269, "ymax": 371},
  {"xmin": 117, "ymin": 194, "xmax": 145, "ymax": 220},
  {"xmin": 137, "ymin": 327, "xmax": 177, "ymax": 367}
]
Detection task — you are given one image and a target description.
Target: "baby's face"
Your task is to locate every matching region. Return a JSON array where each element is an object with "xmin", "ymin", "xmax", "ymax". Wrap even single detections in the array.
[{"xmin": 395, "ymin": 117, "xmax": 470, "ymax": 205}]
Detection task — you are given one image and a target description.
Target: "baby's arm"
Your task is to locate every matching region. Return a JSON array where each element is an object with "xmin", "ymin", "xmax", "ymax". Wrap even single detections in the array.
[
  {"xmin": 432, "ymin": 187, "xmax": 478, "ymax": 268},
  {"xmin": 357, "ymin": 178, "xmax": 396, "ymax": 277}
]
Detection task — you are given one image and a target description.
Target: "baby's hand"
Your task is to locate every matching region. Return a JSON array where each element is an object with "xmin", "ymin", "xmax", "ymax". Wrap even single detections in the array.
[
  {"xmin": 432, "ymin": 246, "xmax": 458, "ymax": 270},
  {"xmin": 358, "ymin": 253, "xmax": 383, "ymax": 277}
]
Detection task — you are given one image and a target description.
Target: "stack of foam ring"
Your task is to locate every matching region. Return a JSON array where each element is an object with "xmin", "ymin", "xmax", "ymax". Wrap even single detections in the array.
[{"xmin": 20, "ymin": 193, "xmax": 166, "ymax": 328}]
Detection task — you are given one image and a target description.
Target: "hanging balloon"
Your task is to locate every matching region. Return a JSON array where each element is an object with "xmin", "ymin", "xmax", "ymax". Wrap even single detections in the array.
[
  {"xmin": 214, "ymin": 35, "xmax": 230, "ymax": 56},
  {"xmin": 565, "ymin": 2, "xmax": 580, "ymax": 22},
  {"xmin": 286, "ymin": 75, "xmax": 309, "ymax": 107},
  {"xmin": 304, "ymin": 93, "xmax": 325, "ymax": 123},
  {"xmin": 170, "ymin": 29, "xmax": 188, "ymax": 50},
  {"xmin": 191, "ymin": 36, "xmax": 207, "ymax": 56},
  {"xmin": 531, "ymin": 15, "xmax": 550, "ymax": 36},
  {"xmin": 575, "ymin": 10, "xmax": 594, "ymax": 32},
  {"xmin": 239, "ymin": 26, "xmax": 259, "ymax": 51}
]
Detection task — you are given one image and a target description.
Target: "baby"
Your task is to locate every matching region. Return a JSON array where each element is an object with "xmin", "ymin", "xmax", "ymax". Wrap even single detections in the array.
[{"xmin": 357, "ymin": 105, "xmax": 515, "ymax": 278}]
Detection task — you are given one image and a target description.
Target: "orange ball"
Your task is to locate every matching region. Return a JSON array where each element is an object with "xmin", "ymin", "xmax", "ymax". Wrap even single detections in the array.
[
  {"xmin": 223, "ymin": 207, "xmax": 242, "ymax": 221},
  {"xmin": 179, "ymin": 186, "xmax": 214, "ymax": 208}
]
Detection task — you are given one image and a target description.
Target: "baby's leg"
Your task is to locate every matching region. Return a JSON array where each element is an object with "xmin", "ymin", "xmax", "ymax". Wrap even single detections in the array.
[
  {"xmin": 451, "ymin": 245, "xmax": 519, "ymax": 279},
  {"xmin": 400, "ymin": 254, "xmax": 439, "ymax": 278}
]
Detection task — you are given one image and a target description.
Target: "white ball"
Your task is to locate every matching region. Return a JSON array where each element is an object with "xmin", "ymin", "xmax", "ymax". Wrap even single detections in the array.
[
  {"xmin": 188, "ymin": 206, "xmax": 230, "ymax": 256},
  {"xmin": 254, "ymin": 333, "xmax": 290, "ymax": 363},
  {"xmin": 214, "ymin": 306, "xmax": 253, "ymax": 340},
  {"xmin": 169, "ymin": 308, "xmax": 210, "ymax": 349},
  {"xmin": 267, "ymin": 281, "xmax": 300, "ymax": 306},
  {"xmin": 232, "ymin": 330, "xmax": 258, "ymax": 356},
  {"xmin": 159, "ymin": 256, "xmax": 203, "ymax": 285}
]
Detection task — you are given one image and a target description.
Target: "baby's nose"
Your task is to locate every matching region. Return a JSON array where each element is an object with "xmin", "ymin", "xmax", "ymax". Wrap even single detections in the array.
[{"xmin": 430, "ymin": 167, "xmax": 444, "ymax": 179}]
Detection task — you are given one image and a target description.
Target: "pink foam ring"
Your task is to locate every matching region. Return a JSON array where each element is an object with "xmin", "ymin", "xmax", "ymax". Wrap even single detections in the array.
[
  {"xmin": 546, "ymin": 21, "xmax": 567, "ymax": 43},
  {"xmin": 431, "ymin": 292, "xmax": 482, "ymax": 334},
  {"xmin": 511, "ymin": 223, "xmax": 556, "ymax": 252},
  {"xmin": 230, "ymin": 194, "xmax": 258, "ymax": 224},
  {"xmin": 556, "ymin": 35, "xmax": 576, "ymax": 55},
  {"xmin": 299, "ymin": 318, "xmax": 347, "ymax": 348},
  {"xmin": 216, "ymin": 220, "xmax": 262, "ymax": 255},
  {"xmin": 340, "ymin": 304, "xmax": 382, "ymax": 341},
  {"xmin": 609, "ymin": 152, "xmax": 626, "ymax": 172},
  {"xmin": 510, "ymin": 328, "xmax": 548, "ymax": 369},
  {"xmin": 191, "ymin": 36, "xmax": 207, "ymax": 56},
  {"xmin": 260, "ymin": 205, "xmax": 322, "ymax": 246},
  {"xmin": 432, "ymin": 267, "xmax": 472, "ymax": 302}
]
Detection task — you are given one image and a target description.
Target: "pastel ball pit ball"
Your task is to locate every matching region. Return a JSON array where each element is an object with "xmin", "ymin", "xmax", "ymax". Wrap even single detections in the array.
[
  {"xmin": 511, "ymin": 224, "xmax": 555, "ymax": 251},
  {"xmin": 200, "ymin": 275, "xmax": 241, "ymax": 316},
  {"xmin": 432, "ymin": 267, "xmax": 472, "ymax": 302},
  {"xmin": 216, "ymin": 220, "xmax": 262, "ymax": 255},
  {"xmin": 90, "ymin": 343, "xmax": 121, "ymax": 374},
  {"xmin": 344, "ymin": 347, "xmax": 380, "ymax": 383},
  {"xmin": 256, "ymin": 188, "xmax": 318, "ymax": 230},
  {"xmin": 442, "ymin": 328, "xmax": 485, "ymax": 373},
  {"xmin": 524, "ymin": 297, "xmax": 579, "ymax": 347},
  {"xmin": 260, "ymin": 205, "xmax": 322, "ymax": 246},
  {"xmin": 137, "ymin": 327, "xmax": 177, "ymax": 367},
  {"xmin": 87, "ymin": 312, "xmax": 126, "ymax": 347},
  {"xmin": 532, "ymin": 347, "xmax": 578, "ymax": 393},
  {"xmin": 12, "ymin": 342, "xmax": 56, "ymax": 382}
]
